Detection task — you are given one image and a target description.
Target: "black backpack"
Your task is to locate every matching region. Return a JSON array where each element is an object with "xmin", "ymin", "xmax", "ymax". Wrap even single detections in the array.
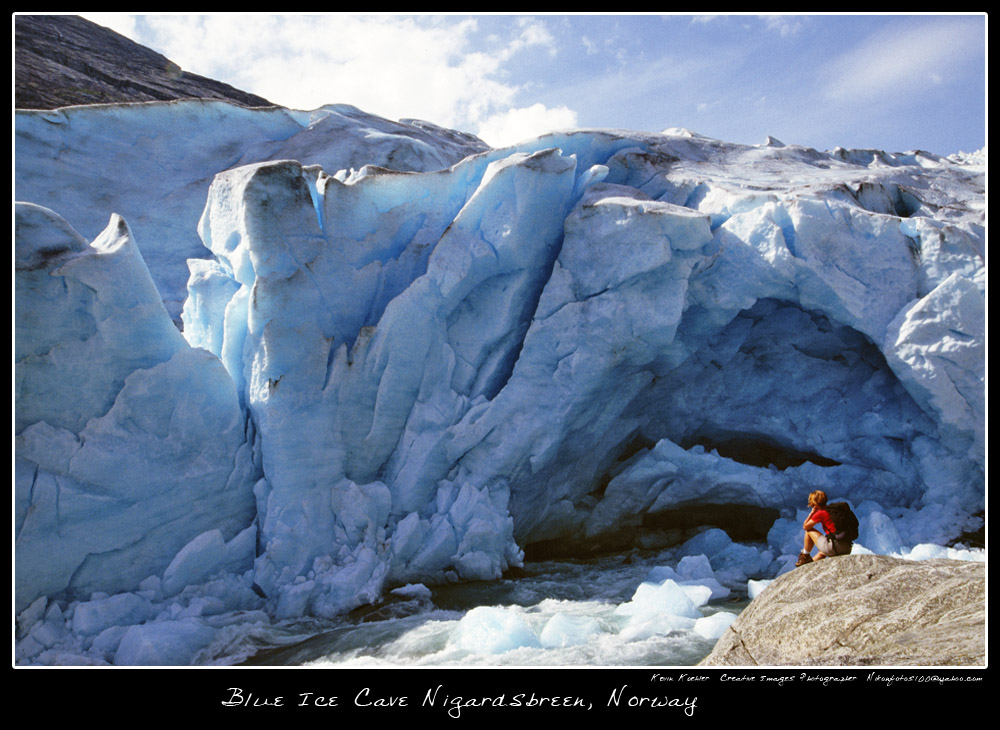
[{"xmin": 826, "ymin": 501, "xmax": 860, "ymax": 542}]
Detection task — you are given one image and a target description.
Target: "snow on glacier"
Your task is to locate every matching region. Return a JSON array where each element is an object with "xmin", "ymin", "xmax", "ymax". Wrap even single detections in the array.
[{"xmin": 14, "ymin": 100, "xmax": 985, "ymax": 665}]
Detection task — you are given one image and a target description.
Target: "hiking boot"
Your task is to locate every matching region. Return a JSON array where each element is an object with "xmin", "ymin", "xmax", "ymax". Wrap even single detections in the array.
[{"xmin": 795, "ymin": 552, "xmax": 813, "ymax": 567}]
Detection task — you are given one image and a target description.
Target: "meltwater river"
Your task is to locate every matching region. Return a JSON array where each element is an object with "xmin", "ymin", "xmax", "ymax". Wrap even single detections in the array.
[{"xmin": 230, "ymin": 550, "xmax": 751, "ymax": 667}]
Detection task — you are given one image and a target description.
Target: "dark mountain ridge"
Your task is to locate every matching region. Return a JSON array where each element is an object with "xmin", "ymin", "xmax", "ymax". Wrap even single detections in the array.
[{"xmin": 14, "ymin": 14, "xmax": 273, "ymax": 109}]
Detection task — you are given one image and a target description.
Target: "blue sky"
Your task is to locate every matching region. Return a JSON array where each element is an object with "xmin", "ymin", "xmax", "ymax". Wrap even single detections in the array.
[{"xmin": 83, "ymin": 13, "xmax": 986, "ymax": 155}]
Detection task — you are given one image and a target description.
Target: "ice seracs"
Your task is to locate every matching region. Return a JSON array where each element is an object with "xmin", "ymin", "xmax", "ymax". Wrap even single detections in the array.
[
  {"xmin": 183, "ymin": 124, "xmax": 983, "ymax": 619},
  {"xmin": 14, "ymin": 100, "xmax": 984, "ymax": 664},
  {"xmin": 14, "ymin": 101, "xmax": 489, "ymax": 322},
  {"xmin": 14, "ymin": 203, "xmax": 258, "ymax": 616}
]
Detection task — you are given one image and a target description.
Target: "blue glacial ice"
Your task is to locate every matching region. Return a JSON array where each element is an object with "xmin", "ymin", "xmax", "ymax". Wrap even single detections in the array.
[
  {"xmin": 15, "ymin": 203, "xmax": 258, "ymax": 619},
  {"xmin": 15, "ymin": 101, "xmax": 488, "ymax": 323},
  {"xmin": 14, "ymin": 101, "xmax": 985, "ymax": 665}
]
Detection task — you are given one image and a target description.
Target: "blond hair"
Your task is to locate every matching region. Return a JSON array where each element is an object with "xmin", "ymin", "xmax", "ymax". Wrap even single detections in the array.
[{"xmin": 808, "ymin": 490, "xmax": 828, "ymax": 508}]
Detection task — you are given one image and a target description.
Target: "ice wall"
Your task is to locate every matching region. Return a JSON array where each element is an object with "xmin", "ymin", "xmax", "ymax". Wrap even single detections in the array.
[
  {"xmin": 183, "ymin": 128, "xmax": 984, "ymax": 615},
  {"xmin": 14, "ymin": 203, "xmax": 258, "ymax": 613},
  {"xmin": 14, "ymin": 101, "xmax": 488, "ymax": 321},
  {"xmin": 14, "ymin": 100, "xmax": 984, "ymax": 633}
]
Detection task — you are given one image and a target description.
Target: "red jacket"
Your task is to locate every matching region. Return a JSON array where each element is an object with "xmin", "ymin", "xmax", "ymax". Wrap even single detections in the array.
[{"xmin": 809, "ymin": 508, "xmax": 836, "ymax": 535}]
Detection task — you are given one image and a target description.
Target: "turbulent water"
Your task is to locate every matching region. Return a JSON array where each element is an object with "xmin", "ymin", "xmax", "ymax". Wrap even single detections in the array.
[{"xmin": 226, "ymin": 552, "xmax": 748, "ymax": 667}]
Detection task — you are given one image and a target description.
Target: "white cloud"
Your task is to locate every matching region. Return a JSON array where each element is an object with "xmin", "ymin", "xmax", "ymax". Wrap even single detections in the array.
[
  {"xmin": 476, "ymin": 103, "xmax": 578, "ymax": 147},
  {"xmin": 761, "ymin": 15, "xmax": 803, "ymax": 37},
  {"xmin": 689, "ymin": 13, "xmax": 802, "ymax": 36},
  {"xmin": 510, "ymin": 16, "xmax": 557, "ymax": 57},
  {"xmin": 81, "ymin": 13, "xmax": 567, "ymax": 136},
  {"xmin": 82, "ymin": 12, "xmax": 138, "ymax": 39},
  {"xmin": 823, "ymin": 18, "xmax": 983, "ymax": 103}
]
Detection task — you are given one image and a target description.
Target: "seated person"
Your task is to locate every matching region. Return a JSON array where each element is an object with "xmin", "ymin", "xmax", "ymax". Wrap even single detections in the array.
[{"xmin": 796, "ymin": 489, "xmax": 846, "ymax": 567}]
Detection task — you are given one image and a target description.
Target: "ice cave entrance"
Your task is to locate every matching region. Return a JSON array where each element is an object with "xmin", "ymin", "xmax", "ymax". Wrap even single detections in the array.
[{"xmin": 581, "ymin": 297, "xmax": 931, "ymax": 547}]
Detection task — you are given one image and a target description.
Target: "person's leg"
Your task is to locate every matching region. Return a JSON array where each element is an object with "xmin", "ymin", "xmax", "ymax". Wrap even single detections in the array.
[
  {"xmin": 798, "ymin": 530, "xmax": 821, "ymax": 566},
  {"xmin": 813, "ymin": 533, "xmax": 835, "ymax": 560}
]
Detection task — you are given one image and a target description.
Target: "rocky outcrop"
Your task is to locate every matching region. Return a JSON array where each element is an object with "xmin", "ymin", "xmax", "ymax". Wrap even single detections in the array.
[
  {"xmin": 14, "ymin": 15, "xmax": 273, "ymax": 109},
  {"xmin": 700, "ymin": 554, "xmax": 984, "ymax": 666}
]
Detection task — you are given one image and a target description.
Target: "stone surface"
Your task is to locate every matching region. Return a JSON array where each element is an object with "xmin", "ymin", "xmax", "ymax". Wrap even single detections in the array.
[
  {"xmin": 700, "ymin": 554, "xmax": 984, "ymax": 666},
  {"xmin": 15, "ymin": 14, "xmax": 273, "ymax": 109}
]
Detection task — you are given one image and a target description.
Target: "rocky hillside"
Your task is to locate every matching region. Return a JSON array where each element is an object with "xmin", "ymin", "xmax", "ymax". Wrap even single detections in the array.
[
  {"xmin": 14, "ymin": 14, "xmax": 272, "ymax": 109},
  {"xmin": 700, "ymin": 554, "xmax": 985, "ymax": 666}
]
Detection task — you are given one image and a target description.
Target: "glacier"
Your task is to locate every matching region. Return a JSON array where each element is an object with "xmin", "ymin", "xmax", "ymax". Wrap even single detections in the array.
[
  {"xmin": 14, "ymin": 101, "xmax": 488, "ymax": 323},
  {"xmin": 14, "ymin": 101, "xmax": 984, "ymax": 665}
]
